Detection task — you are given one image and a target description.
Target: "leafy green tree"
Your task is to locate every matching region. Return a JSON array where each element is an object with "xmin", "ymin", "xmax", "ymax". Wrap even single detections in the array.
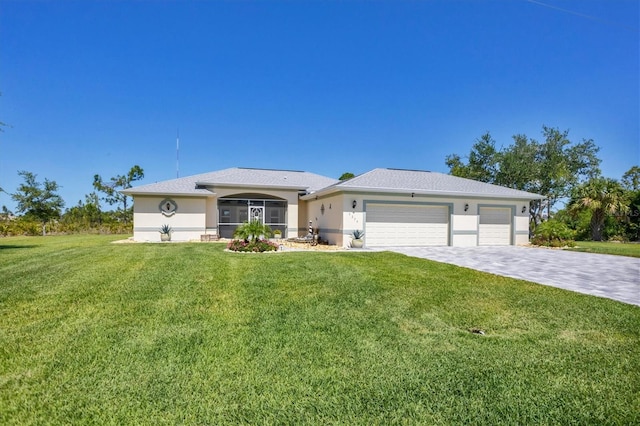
[
  {"xmin": 0, "ymin": 205, "xmax": 13, "ymax": 222},
  {"xmin": 568, "ymin": 178, "xmax": 628, "ymax": 241},
  {"xmin": 620, "ymin": 166, "xmax": 640, "ymax": 241},
  {"xmin": 495, "ymin": 134, "xmax": 538, "ymax": 190},
  {"xmin": 554, "ymin": 207, "xmax": 591, "ymax": 240},
  {"xmin": 445, "ymin": 132, "xmax": 499, "ymax": 183},
  {"xmin": 494, "ymin": 133, "xmax": 543, "ymax": 222},
  {"xmin": 339, "ymin": 172, "xmax": 355, "ymax": 181},
  {"xmin": 446, "ymin": 126, "xmax": 601, "ymax": 227},
  {"xmin": 93, "ymin": 165, "xmax": 144, "ymax": 223},
  {"xmin": 61, "ymin": 192, "xmax": 103, "ymax": 230},
  {"xmin": 621, "ymin": 166, "xmax": 640, "ymax": 191},
  {"xmin": 11, "ymin": 170, "xmax": 65, "ymax": 235},
  {"xmin": 625, "ymin": 190, "xmax": 640, "ymax": 241}
]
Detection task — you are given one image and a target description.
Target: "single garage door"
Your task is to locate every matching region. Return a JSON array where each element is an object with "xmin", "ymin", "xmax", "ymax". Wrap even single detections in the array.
[
  {"xmin": 479, "ymin": 207, "xmax": 512, "ymax": 245},
  {"xmin": 366, "ymin": 204, "xmax": 449, "ymax": 246}
]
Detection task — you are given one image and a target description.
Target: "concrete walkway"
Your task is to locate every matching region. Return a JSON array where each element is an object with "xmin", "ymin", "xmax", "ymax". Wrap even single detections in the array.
[{"xmin": 374, "ymin": 246, "xmax": 640, "ymax": 306}]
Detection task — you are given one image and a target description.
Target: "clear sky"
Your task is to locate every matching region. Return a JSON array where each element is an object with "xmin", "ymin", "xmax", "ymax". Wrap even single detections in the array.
[{"xmin": 1, "ymin": 0, "xmax": 638, "ymax": 212}]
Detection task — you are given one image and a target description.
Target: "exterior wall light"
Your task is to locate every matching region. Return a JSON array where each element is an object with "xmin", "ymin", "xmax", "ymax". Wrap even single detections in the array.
[
  {"xmin": 352, "ymin": 200, "xmax": 357, "ymax": 209},
  {"xmin": 522, "ymin": 206, "xmax": 527, "ymax": 213},
  {"xmin": 464, "ymin": 203, "xmax": 469, "ymax": 212}
]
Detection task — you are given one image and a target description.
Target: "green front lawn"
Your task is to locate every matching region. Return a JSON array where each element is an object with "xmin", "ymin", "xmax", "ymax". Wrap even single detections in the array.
[
  {"xmin": 566, "ymin": 240, "xmax": 640, "ymax": 258},
  {"xmin": 1, "ymin": 235, "xmax": 639, "ymax": 424}
]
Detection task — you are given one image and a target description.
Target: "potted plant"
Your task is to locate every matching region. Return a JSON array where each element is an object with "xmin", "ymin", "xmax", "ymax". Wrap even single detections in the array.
[
  {"xmin": 160, "ymin": 224, "xmax": 172, "ymax": 242},
  {"xmin": 351, "ymin": 230, "xmax": 364, "ymax": 248},
  {"xmin": 273, "ymin": 229, "xmax": 282, "ymax": 239}
]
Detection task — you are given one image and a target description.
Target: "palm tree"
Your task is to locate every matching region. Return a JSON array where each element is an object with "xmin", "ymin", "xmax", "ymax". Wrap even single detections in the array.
[
  {"xmin": 233, "ymin": 220, "xmax": 272, "ymax": 243},
  {"xmin": 569, "ymin": 178, "xmax": 628, "ymax": 241}
]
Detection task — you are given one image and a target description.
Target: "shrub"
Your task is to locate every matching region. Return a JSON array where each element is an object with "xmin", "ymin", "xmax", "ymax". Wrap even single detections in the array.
[
  {"xmin": 0, "ymin": 216, "xmax": 132, "ymax": 237},
  {"xmin": 7, "ymin": 218, "xmax": 42, "ymax": 236},
  {"xmin": 233, "ymin": 220, "xmax": 272, "ymax": 243},
  {"xmin": 532, "ymin": 219, "xmax": 576, "ymax": 247},
  {"xmin": 227, "ymin": 239, "xmax": 279, "ymax": 253},
  {"xmin": 608, "ymin": 235, "xmax": 628, "ymax": 243}
]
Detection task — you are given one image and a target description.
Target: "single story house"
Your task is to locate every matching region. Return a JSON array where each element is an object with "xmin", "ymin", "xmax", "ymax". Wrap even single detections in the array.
[{"xmin": 122, "ymin": 167, "xmax": 544, "ymax": 247}]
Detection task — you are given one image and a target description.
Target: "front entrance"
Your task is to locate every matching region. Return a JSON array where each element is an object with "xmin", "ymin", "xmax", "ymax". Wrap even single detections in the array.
[
  {"xmin": 218, "ymin": 196, "xmax": 286, "ymax": 239},
  {"xmin": 249, "ymin": 206, "xmax": 264, "ymax": 223}
]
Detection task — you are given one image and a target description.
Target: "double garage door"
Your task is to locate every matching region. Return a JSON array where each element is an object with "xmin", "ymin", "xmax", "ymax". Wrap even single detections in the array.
[{"xmin": 365, "ymin": 204, "xmax": 449, "ymax": 246}]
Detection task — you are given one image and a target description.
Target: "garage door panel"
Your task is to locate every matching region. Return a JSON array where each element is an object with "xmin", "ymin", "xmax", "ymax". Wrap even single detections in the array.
[
  {"xmin": 366, "ymin": 204, "xmax": 449, "ymax": 246},
  {"xmin": 479, "ymin": 207, "xmax": 511, "ymax": 245},
  {"xmin": 479, "ymin": 208, "xmax": 510, "ymax": 225},
  {"xmin": 367, "ymin": 205, "xmax": 448, "ymax": 223},
  {"xmin": 479, "ymin": 224, "xmax": 511, "ymax": 245}
]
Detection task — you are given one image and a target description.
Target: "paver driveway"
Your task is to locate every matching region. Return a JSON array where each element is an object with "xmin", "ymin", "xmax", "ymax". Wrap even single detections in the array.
[{"xmin": 376, "ymin": 246, "xmax": 640, "ymax": 306}]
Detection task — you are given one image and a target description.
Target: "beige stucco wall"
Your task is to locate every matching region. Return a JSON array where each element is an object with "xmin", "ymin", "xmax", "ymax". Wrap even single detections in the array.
[
  {"xmin": 298, "ymin": 199, "xmax": 309, "ymax": 237},
  {"xmin": 305, "ymin": 194, "xmax": 345, "ymax": 245},
  {"xmin": 132, "ymin": 196, "xmax": 208, "ymax": 242},
  {"xmin": 342, "ymin": 195, "xmax": 365, "ymax": 247},
  {"xmin": 205, "ymin": 197, "xmax": 217, "ymax": 233},
  {"xmin": 514, "ymin": 213, "xmax": 531, "ymax": 245},
  {"xmin": 451, "ymin": 205, "xmax": 479, "ymax": 247}
]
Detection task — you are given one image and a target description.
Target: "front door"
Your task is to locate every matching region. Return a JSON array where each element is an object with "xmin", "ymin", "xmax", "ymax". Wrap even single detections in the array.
[{"xmin": 249, "ymin": 206, "xmax": 264, "ymax": 224}]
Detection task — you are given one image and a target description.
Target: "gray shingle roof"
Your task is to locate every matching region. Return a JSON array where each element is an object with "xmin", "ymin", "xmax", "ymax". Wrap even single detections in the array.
[
  {"xmin": 122, "ymin": 167, "xmax": 339, "ymax": 196},
  {"xmin": 123, "ymin": 167, "xmax": 544, "ymax": 200},
  {"xmin": 325, "ymin": 168, "xmax": 544, "ymax": 199}
]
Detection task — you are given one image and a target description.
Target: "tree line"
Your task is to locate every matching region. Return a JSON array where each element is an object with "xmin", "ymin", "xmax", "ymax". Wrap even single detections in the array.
[
  {"xmin": 446, "ymin": 126, "xmax": 639, "ymax": 243},
  {"xmin": 0, "ymin": 166, "xmax": 144, "ymax": 236},
  {"xmin": 2, "ymin": 126, "xmax": 638, "ymax": 243}
]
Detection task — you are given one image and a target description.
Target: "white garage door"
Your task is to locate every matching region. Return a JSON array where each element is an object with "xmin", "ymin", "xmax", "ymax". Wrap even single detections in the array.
[
  {"xmin": 479, "ymin": 207, "xmax": 512, "ymax": 245},
  {"xmin": 365, "ymin": 204, "xmax": 449, "ymax": 246}
]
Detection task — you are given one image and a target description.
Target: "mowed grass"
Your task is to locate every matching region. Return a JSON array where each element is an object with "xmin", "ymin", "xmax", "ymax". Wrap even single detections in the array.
[
  {"xmin": 566, "ymin": 240, "xmax": 640, "ymax": 258},
  {"xmin": 1, "ymin": 235, "xmax": 639, "ymax": 425}
]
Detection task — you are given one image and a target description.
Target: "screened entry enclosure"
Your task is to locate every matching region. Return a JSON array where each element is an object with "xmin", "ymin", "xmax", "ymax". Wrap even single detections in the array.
[{"xmin": 218, "ymin": 196, "xmax": 287, "ymax": 239}]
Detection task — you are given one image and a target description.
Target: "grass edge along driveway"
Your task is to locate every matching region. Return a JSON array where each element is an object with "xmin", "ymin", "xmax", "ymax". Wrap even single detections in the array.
[
  {"xmin": 566, "ymin": 240, "xmax": 640, "ymax": 258},
  {"xmin": 1, "ymin": 235, "xmax": 639, "ymax": 425}
]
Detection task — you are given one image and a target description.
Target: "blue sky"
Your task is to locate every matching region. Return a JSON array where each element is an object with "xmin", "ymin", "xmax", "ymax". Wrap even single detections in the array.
[{"xmin": 1, "ymin": 0, "xmax": 638, "ymax": 212}]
